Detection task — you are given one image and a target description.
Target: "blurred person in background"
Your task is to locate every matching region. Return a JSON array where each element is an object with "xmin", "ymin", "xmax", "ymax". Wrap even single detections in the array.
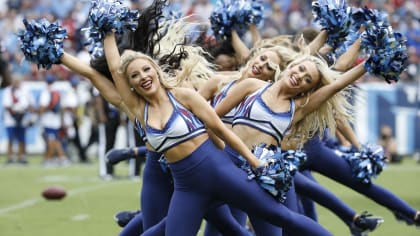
[
  {"xmin": 80, "ymin": 85, "xmax": 100, "ymax": 159},
  {"xmin": 405, "ymin": 46, "xmax": 420, "ymax": 81},
  {"xmin": 186, "ymin": 0, "xmax": 213, "ymax": 23},
  {"xmin": 262, "ymin": 2, "xmax": 288, "ymax": 36},
  {"xmin": 0, "ymin": 44, "xmax": 11, "ymax": 88},
  {"xmin": 38, "ymin": 73, "xmax": 70, "ymax": 167},
  {"xmin": 378, "ymin": 124, "xmax": 400, "ymax": 163},
  {"xmin": 2, "ymin": 73, "xmax": 34, "ymax": 164},
  {"xmin": 61, "ymin": 75, "xmax": 89, "ymax": 163},
  {"xmin": 92, "ymin": 87, "xmax": 122, "ymax": 180}
]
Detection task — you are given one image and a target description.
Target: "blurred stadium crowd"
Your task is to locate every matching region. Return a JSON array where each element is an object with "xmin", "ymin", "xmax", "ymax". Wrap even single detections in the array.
[
  {"xmin": 0, "ymin": 0, "xmax": 419, "ymax": 82},
  {"xmin": 0, "ymin": 0, "xmax": 419, "ymax": 164}
]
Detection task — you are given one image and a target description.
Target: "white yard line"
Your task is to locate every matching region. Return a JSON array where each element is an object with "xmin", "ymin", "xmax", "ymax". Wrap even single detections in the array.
[{"xmin": 0, "ymin": 199, "xmax": 41, "ymax": 215}]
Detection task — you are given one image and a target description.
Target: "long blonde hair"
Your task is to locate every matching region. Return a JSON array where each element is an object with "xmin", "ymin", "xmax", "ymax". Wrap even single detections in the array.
[
  {"xmin": 283, "ymin": 54, "xmax": 355, "ymax": 146},
  {"xmin": 152, "ymin": 16, "xmax": 216, "ymax": 90},
  {"xmin": 118, "ymin": 49, "xmax": 172, "ymax": 89}
]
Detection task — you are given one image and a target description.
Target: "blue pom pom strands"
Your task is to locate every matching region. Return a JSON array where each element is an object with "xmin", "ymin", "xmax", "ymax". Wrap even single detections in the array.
[
  {"xmin": 83, "ymin": 0, "xmax": 139, "ymax": 58},
  {"xmin": 87, "ymin": 41, "xmax": 105, "ymax": 59},
  {"xmin": 87, "ymin": 0, "xmax": 139, "ymax": 34},
  {"xmin": 312, "ymin": 0, "xmax": 352, "ymax": 49},
  {"xmin": 240, "ymin": 143, "xmax": 293, "ymax": 202},
  {"xmin": 281, "ymin": 149, "xmax": 308, "ymax": 175},
  {"xmin": 363, "ymin": 32, "xmax": 408, "ymax": 83},
  {"xmin": 339, "ymin": 144, "xmax": 387, "ymax": 185},
  {"xmin": 16, "ymin": 19, "xmax": 67, "ymax": 70},
  {"xmin": 329, "ymin": 9, "xmax": 363, "ymax": 59},
  {"xmin": 359, "ymin": 8, "xmax": 408, "ymax": 83},
  {"xmin": 352, "ymin": 6, "xmax": 390, "ymax": 30},
  {"xmin": 325, "ymin": 6, "xmax": 387, "ymax": 63},
  {"xmin": 210, "ymin": 0, "xmax": 264, "ymax": 40}
]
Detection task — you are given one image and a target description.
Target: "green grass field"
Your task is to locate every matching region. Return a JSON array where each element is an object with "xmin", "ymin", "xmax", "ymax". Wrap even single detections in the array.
[{"xmin": 0, "ymin": 156, "xmax": 419, "ymax": 236}]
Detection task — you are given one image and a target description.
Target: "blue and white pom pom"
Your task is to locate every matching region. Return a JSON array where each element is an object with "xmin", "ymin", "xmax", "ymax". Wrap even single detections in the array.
[
  {"xmin": 83, "ymin": 0, "xmax": 139, "ymax": 57},
  {"xmin": 241, "ymin": 143, "xmax": 293, "ymax": 202},
  {"xmin": 352, "ymin": 6, "xmax": 390, "ymax": 30},
  {"xmin": 340, "ymin": 143, "xmax": 387, "ymax": 184},
  {"xmin": 360, "ymin": 8, "xmax": 408, "ymax": 83},
  {"xmin": 16, "ymin": 19, "xmax": 67, "ymax": 70},
  {"xmin": 87, "ymin": 0, "xmax": 139, "ymax": 34},
  {"xmin": 86, "ymin": 41, "xmax": 105, "ymax": 59},
  {"xmin": 362, "ymin": 29, "xmax": 408, "ymax": 83},
  {"xmin": 210, "ymin": 0, "xmax": 264, "ymax": 40},
  {"xmin": 281, "ymin": 149, "xmax": 308, "ymax": 175},
  {"xmin": 312, "ymin": 0, "xmax": 352, "ymax": 49}
]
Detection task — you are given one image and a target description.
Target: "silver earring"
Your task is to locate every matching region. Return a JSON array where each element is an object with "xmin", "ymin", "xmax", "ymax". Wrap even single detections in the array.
[{"xmin": 130, "ymin": 87, "xmax": 134, "ymax": 92}]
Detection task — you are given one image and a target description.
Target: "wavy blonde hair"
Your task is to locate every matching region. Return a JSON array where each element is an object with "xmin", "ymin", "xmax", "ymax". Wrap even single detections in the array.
[
  {"xmin": 283, "ymin": 54, "xmax": 355, "ymax": 146},
  {"xmin": 152, "ymin": 16, "xmax": 216, "ymax": 90},
  {"xmin": 165, "ymin": 45, "xmax": 216, "ymax": 90},
  {"xmin": 118, "ymin": 49, "xmax": 172, "ymax": 89},
  {"xmin": 154, "ymin": 16, "xmax": 200, "ymax": 57}
]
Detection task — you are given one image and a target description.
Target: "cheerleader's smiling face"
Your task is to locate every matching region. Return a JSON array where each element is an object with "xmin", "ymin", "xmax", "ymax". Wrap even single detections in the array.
[
  {"xmin": 247, "ymin": 50, "xmax": 280, "ymax": 82},
  {"xmin": 283, "ymin": 59, "xmax": 320, "ymax": 95},
  {"xmin": 126, "ymin": 58, "xmax": 161, "ymax": 95}
]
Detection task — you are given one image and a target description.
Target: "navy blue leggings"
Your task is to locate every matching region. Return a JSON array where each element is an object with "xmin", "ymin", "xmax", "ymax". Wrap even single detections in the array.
[
  {"xmin": 120, "ymin": 212, "xmax": 144, "ymax": 236},
  {"xmin": 141, "ymin": 151, "xmax": 174, "ymax": 230},
  {"xmin": 209, "ymin": 144, "xmax": 358, "ymax": 236},
  {"xmin": 302, "ymin": 136, "xmax": 418, "ymax": 219},
  {"xmin": 294, "ymin": 171, "xmax": 355, "ymax": 226},
  {"xmin": 278, "ymin": 171, "xmax": 358, "ymax": 235},
  {"xmin": 221, "ymin": 145, "xmax": 284, "ymax": 236},
  {"xmin": 120, "ymin": 151, "xmax": 172, "ymax": 236},
  {"xmin": 207, "ymin": 144, "xmax": 354, "ymax": 236},
  {"xmin": 204, "ymin": 207, "xmax": 248, "ymax": 236},
  {"xmin": 297, "ymin": 170, "xmax": 318, "ymax": 221},
  {"xmin": 122, "ymin": 151, "xmax": 251, "ymax": 236},
  {"xmin": 145, "ymin": 139, "xmax": 331, "ymax": 236}
]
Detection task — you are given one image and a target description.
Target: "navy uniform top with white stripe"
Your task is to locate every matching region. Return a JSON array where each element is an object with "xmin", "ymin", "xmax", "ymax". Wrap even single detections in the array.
[
  {"xmin": 143, "ymin": 90, "xmax": 206, "ymax": 153},
  {"xmin": 210, "ymin": 80, "xmax": 238, "ymax": 124},
  {"xmin": 233, "ymin": 84, "xmax": 295, "ymax": 145}
]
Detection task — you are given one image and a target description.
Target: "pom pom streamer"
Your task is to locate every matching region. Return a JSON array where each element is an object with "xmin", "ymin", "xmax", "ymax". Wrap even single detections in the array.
[
  {"xmin": 83, "ymin": 0, "xmax": 139, "ymax": 57},
  {"xmin": 324, "ymin": 6, "xmax": 375, "ymax": 62},
  {"xmin": 16, "ymin": 19, "xmax": 67, "ymax": 70},
  {"xmin": 352, "ymin": 6, "xmax": 390, "ymax": 30},
  {"xmin": 281, "ymin": 150, "xmax": 308, "ymax": 175},
  {"xmin": 339, "ymin": 144, "xmax": 387, "ymax": 185},
  {"xmin": 87, "ymin": 0, "xmax": 139, "ymax": 34},
  {"xmin": 210, "ymin": 0, "xmax": 264, "ymax": 40},
  {"xmin": 240, "ymin": 144, "xmax": 293, "ymax": 202},
  {"xmin": 329, "ymin": 26, "xmax": 361, "ymax": 60},
  {"xmin": 85, "ymin": 38, "xmax": 105, "ymax": 59},
  {"xmin": 359, "ymin": 8, "xmax": 408, "ymax": 83},
  {"xmin": 312, "ymin": 0, "xmax": 352, "ymax": 48}
]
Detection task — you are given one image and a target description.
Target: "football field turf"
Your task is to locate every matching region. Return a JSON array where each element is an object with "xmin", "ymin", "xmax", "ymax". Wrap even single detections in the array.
[{"xmin": 0, "ymin": 156, "xmax": 419, "ymax": 236}]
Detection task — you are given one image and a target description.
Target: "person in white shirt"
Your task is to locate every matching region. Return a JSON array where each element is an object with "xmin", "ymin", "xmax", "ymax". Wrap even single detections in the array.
[
  {"xmin": 38, "ymin": 74, "xmax": 70, "ymax": 167},
  {"xmin": 2, "ymin": 74, "xmax": 34, "ymax": 164},
  {"xmin": 61, "ymin": 75, "xmax": 89, "ymax": 163}
]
